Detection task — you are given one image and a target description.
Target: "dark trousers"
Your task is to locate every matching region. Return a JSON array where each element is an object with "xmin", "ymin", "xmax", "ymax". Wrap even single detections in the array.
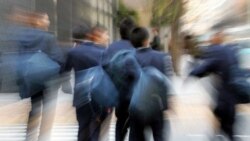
[
  {"xmin": 129, "ymin": 112, "xmax": 165, "ymax": 141},
  {"xmin": 115, "ymin": 102, "xmax": 130, "ymax": 141},
  {"xmin": 214, "ymin": 96, "xmax": 236, "ymax": 141},
  {"xmin": 76, "ymin": 103, "xmax": 106, "ymax": 141}
]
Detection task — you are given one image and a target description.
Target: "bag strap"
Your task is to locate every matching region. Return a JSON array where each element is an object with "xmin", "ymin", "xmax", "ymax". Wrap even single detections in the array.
[{"xmin": 1, "ymin": 50, "xmax": 41, "ymax": 55}]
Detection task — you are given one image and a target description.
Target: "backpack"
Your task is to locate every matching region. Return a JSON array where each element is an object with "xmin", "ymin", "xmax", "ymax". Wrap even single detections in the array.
[
  {"xmin": 227, "ymin": 46, "xmax": 250, "ymax": 104},
  {"xmin": 0, "ymin": 51, "xmax": 60, "ymax": 98},
  {"xmin": 129, "ymin": 67, "xmax": 170, "ymax": 122},
  {"xmin": 228, "ymin": 46, "xmax": 250, "ymax": 104},
  {"xmin": 17, "ymin": 51, "xmax": 61, "ymax": 98},
  {"xmin": 103, "ymin": 50, "xmax": 141, "ymax": 101},
  {"xmin": 228, "ymin": 65, "xmax": 250, "ymax": 104},
  {"xmin": 74, "ymin": 66, "xmax": 119, "ymax": 108}
]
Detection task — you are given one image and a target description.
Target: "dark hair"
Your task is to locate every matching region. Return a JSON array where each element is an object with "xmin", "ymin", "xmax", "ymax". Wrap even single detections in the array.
[
  {"xmin": 119, "ymin": 17, "xmax": 136, "ymax": 40},
  {"xmin": 184, "ymin": 35, "xmax": 193, "ymax": 40},
  {"xmin": 130, "ymin": 27, "xmax": 149, "ymax": 48},
  {"xmin": 72, "ymin": 22, "xmax": 92, "ymax": 41}
]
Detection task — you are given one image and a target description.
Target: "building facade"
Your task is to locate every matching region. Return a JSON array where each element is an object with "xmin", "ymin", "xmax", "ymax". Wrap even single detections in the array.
[{"xmin": 0, "ymin": 0, "xmax": 118, "ymax": 41}]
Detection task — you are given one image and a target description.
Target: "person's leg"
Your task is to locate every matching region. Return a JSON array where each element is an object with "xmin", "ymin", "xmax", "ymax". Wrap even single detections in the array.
[
  {"xmin": 151, "ymin": 112, "xmax": 165, "ymax": 141},
  {"xmin": 76, "ymin": 104, "xmax": 93, "ymax": 141},
  {"xmin": 90, "ymin": 119, "xmax": 101, "ymax": 141},
  {"xmin": 220, "ymin": 107, "xmax": 236, "ymax": 141},
  {"xmin": 26, "ymin": 91, "xmax": 43, "ymax": 141},
  {"xmin": 214, "ymin": 101, "xmax": 236, "ymax": 141},
  {"xmin": 38, "ymin": 83, "xmax": 59, "ymax": 141},
  {"xmin": 89, "ymin": 106, "xmax": 108, "ymax": 141},
  {"xmin": 129, "ymin": 118, "xmax": 145, "ymax": 141},
  {"xmin": 115, "ymin": 103, "xmax": 129, "ymax": 141}
]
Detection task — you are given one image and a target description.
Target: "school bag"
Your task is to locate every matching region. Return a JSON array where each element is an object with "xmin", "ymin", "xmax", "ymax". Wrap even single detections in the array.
[
  {"xmin": 74, "ymin": 66, "xmax": 119, "ymax": 108},
  {"xmin": 129, "ymin": 67, "xmax": 170, "ymax": 122},
  {"xmin": 103, "ymin": 50, "xmax": 141, "ymax": 101}
]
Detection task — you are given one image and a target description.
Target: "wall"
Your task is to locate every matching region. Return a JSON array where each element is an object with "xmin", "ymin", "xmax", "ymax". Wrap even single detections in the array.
[{"xmin": 0, "ymin": 0, "xmax": 117, "ymax": 42}]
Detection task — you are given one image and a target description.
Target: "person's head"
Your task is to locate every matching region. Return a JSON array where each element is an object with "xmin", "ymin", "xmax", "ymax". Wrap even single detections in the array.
[
  {"xmin": 184, "ymin": 35, "xmax": 193, "ymax": 41},
  {"xmin": 119, "ymin": 17, "xmax": 136, "ymax": 40},
  {"xmin": 36, "ymin": 13, "xmax": 50, "ymax": 31},
  {"xmin": 91, "ymin": 25, "xmax": 109, "ymax": 47},
  {"xmin": 130, "ymin": 27, "xmax": 150, "ymax": 48},
  {"xmin": 72, "ymin": 22, "xmax": 92, "ymax": 43},
  {"xmin": 8, "ymin": 8, "xmax": 50, "ymax": 30},
  {"xmin": 152, "ymin": 27, "xmax": 159, "ymax": 35},
  {"xmin": 210, "ymin": 31, "xmax": 224, "ymax": 45}
]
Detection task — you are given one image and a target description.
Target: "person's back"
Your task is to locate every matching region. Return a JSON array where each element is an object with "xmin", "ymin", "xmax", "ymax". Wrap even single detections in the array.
[
  {"xmin": 107, "ymin": 40, "xmax": 134, "ymax": 55},
  {"xmin": 129, "ymin": 27, "xmax": 172, "ymax": 141},
  {"xmin": 66, "ymin": 24, "xmax": 106, "ymax": 107},
  {"xmin": 65, "ymin": 24, "xmax": 106, "ymax": 141},
  {"xmin": 67, "ymin": 42, "xmax": 104, "ymax": 72},
  {"xmin": 9, "ymin": 10, "xmax": 64, "ymax": 141},
  {"xmin": 18, "ymin": 27, "xmax": 64, "ymax": 63},
  {"xmin": 103, "ymin": 18, "xmax": 136, "ymax": 141},
  {"xmin": 67, "ymin": 42, "xmax": 105, "ymax": 109},
  {"xmin": 136, "ymin": 48, "xmax": 173, "ymax": 77}
]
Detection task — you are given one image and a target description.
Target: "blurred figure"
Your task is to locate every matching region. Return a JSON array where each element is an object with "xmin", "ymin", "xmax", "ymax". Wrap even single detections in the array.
[
  {"xmin": 65, "ymin": 23, "xmax": 106, "ymax": 141},
  {"xmin": 103, "ymin": 17, "xmax": 136, "ymax": 141},
  {"xmin": 25, "ymin": 12, "xmax": 63, "ymax": 141},
  {"xmin": 129, "ymin": 27, "xmax": 173, "ymax": 141},
  {"xmin": 150, "ymin": 27, "xmax": 161, "ymax": 51},
  {"xmin": 91, "ymin": 25, "xmax": 109, "ymax": 47},
  {"xmin": 6, "ymin": 9, "xmax": 64, "ymax": 141},
  {"xmin": 189, "ymin": 31, "xmax": 238, "ymax": 141}
]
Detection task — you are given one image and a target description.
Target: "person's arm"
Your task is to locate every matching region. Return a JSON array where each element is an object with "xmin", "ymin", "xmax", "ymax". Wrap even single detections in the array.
[
  {"xmin": 44, "ymin": 34, "xmax": 65, "ymax": 68},
  {"xmin": 189, "ymin": 57, "xmax": 217, "ymax": 78},
  {"xmin": 61, "ymin": 51, "xmax": 74, "ymax": 94}
]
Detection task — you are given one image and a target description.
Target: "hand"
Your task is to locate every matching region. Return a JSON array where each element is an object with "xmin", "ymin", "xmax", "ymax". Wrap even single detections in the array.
[
  {"xmin": 61, "ymin": 81, "xmax": 73, "ymax": 94},
  {"xmin": 106, "ymin": 108, "xmax": 113, "ymax": 114}
]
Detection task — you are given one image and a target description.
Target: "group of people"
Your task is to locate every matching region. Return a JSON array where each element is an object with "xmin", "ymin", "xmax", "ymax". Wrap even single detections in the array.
[
  {"xmin": 65, "ymin": 17, "xmax": 247, "ymax": 141},
  {"xmin": 1, "ymin": 8, "xmax": 173, "ymax": 141},
  {"xmin": 0, "ymin": 7, "xmax": 248, "ymax": 141},
  {"xmin": 65, "ymin": 18, "xmax": 173, "ymax": 141}
]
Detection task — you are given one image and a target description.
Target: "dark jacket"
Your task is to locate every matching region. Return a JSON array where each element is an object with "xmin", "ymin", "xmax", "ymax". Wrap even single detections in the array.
[
  {"xmin": 135, "ymin": 47, "xmax": 173, "ymax": 110},
  {"xmin": 16, "ymin": 27, "xmax": 65, "ymax": 66},
  {"xmin": 102, "ymin": 40, "xmax": 134, "ymax": 64},
  {"xmin": 135, "ymin": 47, "xmax": 173, "ymax": 77},
  {"xmin": 102, "ymin": 40, "xmax": 135, "ymax": 104},
  {"xmin": 190, "ymin": 44, "xmax": 238, "ymax": 105},
  {"xmin": 65, "ymin": 42, "xmax": 105, "ymax": 107},
  {"xmin": 0, "ymin": 26, "xmax": 64, "ymax": 95}
]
